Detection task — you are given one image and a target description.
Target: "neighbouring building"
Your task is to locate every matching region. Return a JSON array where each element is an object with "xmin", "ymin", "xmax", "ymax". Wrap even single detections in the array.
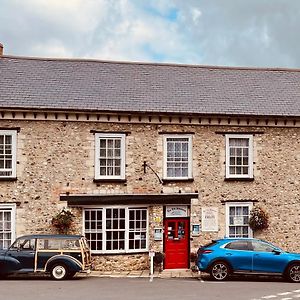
[{"xmin": 0, "ymin": 43, "xmax": 299, "ymax": 271}]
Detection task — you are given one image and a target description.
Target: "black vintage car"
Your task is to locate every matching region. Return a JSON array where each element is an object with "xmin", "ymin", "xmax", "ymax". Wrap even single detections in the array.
[{"xmin": 0, "ymin": 234, "xmax": 92, "ymax": 280}]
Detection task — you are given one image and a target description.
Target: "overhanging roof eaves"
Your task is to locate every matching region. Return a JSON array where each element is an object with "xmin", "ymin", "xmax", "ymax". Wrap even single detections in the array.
[{"xmin": 60, "ymin": 193, "xmax": 198, "ymax": 206}]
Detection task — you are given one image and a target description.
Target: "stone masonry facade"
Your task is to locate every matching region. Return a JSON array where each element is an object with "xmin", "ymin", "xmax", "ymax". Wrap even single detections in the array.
[{"xmin": 1, "ymin": 117, "xmax": 299, "ymax": 270}]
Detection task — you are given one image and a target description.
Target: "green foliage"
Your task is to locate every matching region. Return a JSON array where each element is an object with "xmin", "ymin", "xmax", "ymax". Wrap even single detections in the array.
[{"xmin": 249, "ymin": 206, "xmax": 269, "ymax": 231}]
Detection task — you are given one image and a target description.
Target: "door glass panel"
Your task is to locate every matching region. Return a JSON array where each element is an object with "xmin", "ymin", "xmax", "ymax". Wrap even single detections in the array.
[
  {"xmin": 177, "ymin": 222, "xmax": 186, "ymax": 240},
  {"xmin": 167, "ymin": 222, "xmax": 176, "ymax": 240}
]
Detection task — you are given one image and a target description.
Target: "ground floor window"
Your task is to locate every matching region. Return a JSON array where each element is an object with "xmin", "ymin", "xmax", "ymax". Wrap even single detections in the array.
[
  {"xmin": 84, "ymin": 207, "xmax": 148, "ymax": 254},
  {"xmin": 225, "ymin": 202, "xmax": 252, "ymax": 238},
  {"xmin": 0, "ymin": 204, "xmax": 16, "ymax": 249}
]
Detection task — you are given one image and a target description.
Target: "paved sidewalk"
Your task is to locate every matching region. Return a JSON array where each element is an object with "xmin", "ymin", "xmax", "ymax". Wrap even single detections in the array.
[{"xmin": 90, "ymin": 269, "xmax": 201, "ymax": 279}]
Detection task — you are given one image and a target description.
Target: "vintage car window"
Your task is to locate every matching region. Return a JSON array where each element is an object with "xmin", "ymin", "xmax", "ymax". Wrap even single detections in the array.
[
  {"xmin": 37, "ymin": 239, "xmax": 81, "ymax": 250},
  {"xmin": 37, "ymin": 239, "xmax": 49, "ymax": 250},
  {"xmin": 10, "ymin": 238, "xmax": 35, "ymax": 250},
  {"xmin": 47, "ymin": 239, "xmax": 61, "ymax": 250},
  {"xmin": 62, "ymin": 239, "xmax": 80, "ymax": 250}
]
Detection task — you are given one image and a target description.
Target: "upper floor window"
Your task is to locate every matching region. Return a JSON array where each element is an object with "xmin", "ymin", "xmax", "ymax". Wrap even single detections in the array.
[
  {"xmin": 0, "ymin": 130, "xmax": 17, "ymax": 178},
  {"xmin": 163, "ymin": 135, "xmax": 192, "ymax": 179},
  {"xmin": 95, "ymin": 133, "xmax": 125, "ymax": 180},
  {"xmin": 225, "ymin": 134, "xmax": 253, "ymax": 179}
]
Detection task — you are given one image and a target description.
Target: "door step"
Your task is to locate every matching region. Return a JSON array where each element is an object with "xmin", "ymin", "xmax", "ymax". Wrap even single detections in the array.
[{"xmin": 160, "ymin": 269, "xmax": 195, "ymax": 278}]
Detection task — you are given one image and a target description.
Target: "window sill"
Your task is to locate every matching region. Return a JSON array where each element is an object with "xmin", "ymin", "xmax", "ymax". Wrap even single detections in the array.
[
  {"xmin": 224, "ymin": 177, "xmax": 254, "ymax": 182},
  {"xmin": 91, "ymin": 250, "xmax": 148, "ymax": 256},
  {"xmin": 162, "ymin": 178, "xmax": 194, "ymax": 185},
  {"xmin": 93, "ymin": 178, "xmax": 127, "ymax": 183},
  {"xmin": 0, "ymin": 177, "xmax": 17, "ymax": 182}
]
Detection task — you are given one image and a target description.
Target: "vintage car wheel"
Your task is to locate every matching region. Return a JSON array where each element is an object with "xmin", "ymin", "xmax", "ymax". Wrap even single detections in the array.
[
  {"xmin": 50, "ymin": 263, "xmax": 68, "ymax": 280},
  {"xmin": 287, "ymin": 263, "xmax": 300, "ymax": 282},
  {"xmin": 210, "ymin": 261, "xmax": 230, "ymax": 281}
]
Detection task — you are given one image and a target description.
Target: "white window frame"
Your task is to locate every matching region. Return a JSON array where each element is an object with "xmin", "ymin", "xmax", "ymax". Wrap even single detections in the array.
[
  {"xmin": 83, "ymin": 206, "xmax": 149, "ymax": 254},
  {"xmin": 225, "ymin": 202, "xmax": 253, "ymax": 238},
  {"xmin": 0, "ymin": 130, "xmax": 17, "ymax": 178},
  {"xmin": 0, "ymin": 203, "xmax": 16, "ymax": 249},
  {"xmin": 163, "ymin": 134, "xmax": 193, "ymax": 180},
  {"xmin": 225, "ymin": 134, "xmax": 253, "ymax": 179},
  {"xmin": 94, "ymin": 133, "xmax": 126, "ymax": 180}
]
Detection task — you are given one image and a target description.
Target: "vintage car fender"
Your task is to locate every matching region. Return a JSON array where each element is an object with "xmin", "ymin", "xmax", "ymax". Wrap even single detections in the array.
[
  {"xmin": 45, "ymin": 255, "xmax": 83, "ymax": 273},
  {"xmin": 0, "ymin": 254, "xmax": 21, "ymax": 274}
]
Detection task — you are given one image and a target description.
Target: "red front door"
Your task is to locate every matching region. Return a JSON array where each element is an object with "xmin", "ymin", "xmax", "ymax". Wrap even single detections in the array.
[{"xmin": 164, "ymin": 218, "xmax": 189, "ymax": 269}]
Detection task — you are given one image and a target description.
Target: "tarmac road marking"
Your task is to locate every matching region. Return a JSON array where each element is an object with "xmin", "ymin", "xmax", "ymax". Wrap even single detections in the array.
[
  {"xmin": 261, "ymin": 296, "xmax": 277, "ymax": 299},
  {"xmin": 278, "ymin": 292, "xmax": 292, "ymax": 295}
]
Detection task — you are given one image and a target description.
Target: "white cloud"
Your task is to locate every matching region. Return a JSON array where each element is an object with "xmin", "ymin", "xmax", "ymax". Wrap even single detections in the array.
[{"xmin": 0, "ymin": 0, "xmax": 300, "ymax": 67}]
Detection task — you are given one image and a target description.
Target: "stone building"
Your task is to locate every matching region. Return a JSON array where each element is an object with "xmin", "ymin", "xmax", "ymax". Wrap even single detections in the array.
[{"xmin": 0, "ymin": 43, "xmax": 299, "ymax": 271}]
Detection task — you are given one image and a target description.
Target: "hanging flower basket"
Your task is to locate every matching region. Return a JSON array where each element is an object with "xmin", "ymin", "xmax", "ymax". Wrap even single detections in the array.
[
  {"xmin": 249, "ymin": 206, "xmax": 269, "ymax": 231},
  {"xmin": 51, "ymin": 209, "xmax": 75, "ymax": 234}
]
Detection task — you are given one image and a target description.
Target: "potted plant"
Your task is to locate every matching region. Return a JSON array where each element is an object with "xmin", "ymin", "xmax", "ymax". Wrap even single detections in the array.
[
  {"xmin": 249, "ymin": 206, "xmax": 269, "ymax": 231},
  {"xmin": 153, "ymin": 252, "xmax": 165, "ymax": 272},
  {"xmin": 51, "ymin": 209, "xmax": 75, "ymax": 234}
]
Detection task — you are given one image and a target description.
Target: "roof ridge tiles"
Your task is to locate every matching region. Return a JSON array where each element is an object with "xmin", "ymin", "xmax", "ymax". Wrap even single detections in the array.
[{"xmin": 2, "ymin": 54, "xmax": 300, "ymax": 73}]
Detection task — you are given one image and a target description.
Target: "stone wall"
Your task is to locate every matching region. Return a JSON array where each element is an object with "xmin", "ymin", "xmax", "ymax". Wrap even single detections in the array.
[{"xmin": 0, "ymin": 119, "xmax": 299, "ymax": 270}]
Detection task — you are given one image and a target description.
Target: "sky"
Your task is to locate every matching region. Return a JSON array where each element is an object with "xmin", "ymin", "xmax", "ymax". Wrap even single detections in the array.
[{"xmin": 0, "ymin": 0, "xmax": 300, "ymax": 68}]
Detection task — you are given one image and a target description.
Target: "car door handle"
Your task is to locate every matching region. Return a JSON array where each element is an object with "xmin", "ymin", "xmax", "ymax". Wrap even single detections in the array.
[
  {"xmin": 254, "ymin": 254, "xmax": 259, "ymax": 257},
  {"xmin": 226, "ymin": 253, "xmax": 232, "ymax": 256}
]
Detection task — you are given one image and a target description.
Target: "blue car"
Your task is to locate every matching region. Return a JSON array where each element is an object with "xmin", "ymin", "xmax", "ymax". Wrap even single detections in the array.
[{"xmin": 196, "ymin": 238, "xmax": 300, "ymax": 282}]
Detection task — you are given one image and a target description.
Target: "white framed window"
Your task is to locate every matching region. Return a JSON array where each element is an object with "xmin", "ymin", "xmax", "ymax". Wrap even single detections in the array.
[
  {"xmin": 163, "ymin": 135, "xmax": 192, "ymax": 179},
  {"xmin": 95, "ymin": 133, "xmax": 125, "ymax": 180},
  {"xmin": 0, "ymin": 130, "xmax": 17, "ymax": 178},
  {"xmin": 0, "ymin": 204, "xmax": 16, "ymax": 249},
  {"xmin": 225, "ymin": 134, "xmax": 253, "ymax": 179},
  {"xmin": 225, "ymin": 202, "xmax": 253, "ymax": 238},
  {"xmin": 84, "ymin": 206, "xmax": 148, "ymax": 254}
]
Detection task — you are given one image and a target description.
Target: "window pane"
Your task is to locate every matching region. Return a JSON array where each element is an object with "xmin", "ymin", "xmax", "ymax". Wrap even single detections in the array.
[
  {"xmin": 227, "ymin": 205, "xmax": 251, "ymax": 238},
  {"xmin": 227, "ymin": 136, "xmax": 251, "ymax": 177},
  {"xmin": 128, "ymin": 208, "xmax": 147, "ymax": 250},
  {"xmin": 84, "ymin": 209, "xmax": 103, "ymax": 251},
  {"xmin": 165, "ymin": 137, "xmax": 190, "ymax": 178},
  {"xmin": 0, "ymin": 208, "xmax": 14, "ymax": 249},
  {"xmin": 97, "ymin": 136, "xmax": 124, "ymax": 178}
]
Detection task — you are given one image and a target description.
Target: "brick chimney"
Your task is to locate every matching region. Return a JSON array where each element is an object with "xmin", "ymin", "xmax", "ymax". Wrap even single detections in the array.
[{"xmin": 0, "ymin": 43, "xmax": 3, "ymax": 56}]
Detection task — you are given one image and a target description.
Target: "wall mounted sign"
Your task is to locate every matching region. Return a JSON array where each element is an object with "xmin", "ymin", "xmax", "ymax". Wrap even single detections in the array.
[
  {"xmin": 201, "ymin": 207, "xmax": 218, "ymax": 232},
  {"xmin": 154, "ymin": 228, "xmax": 163, "ymax": 241},
  {"xmin": 233, "ymin": 216, "xmax": 244, "ymax": 226},
  {"xmin": 192, "ymin": 224, "xmax": 200, "ymax": 236},
  {"xmin": 166, "ymin": 206, "xmax": 188, "ymax": 218}
]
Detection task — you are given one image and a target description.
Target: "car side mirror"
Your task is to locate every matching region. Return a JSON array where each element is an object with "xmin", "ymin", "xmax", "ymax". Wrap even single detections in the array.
[{"xmin": 273, "ymin": 249, "xmax": 282, "ymax": 255}]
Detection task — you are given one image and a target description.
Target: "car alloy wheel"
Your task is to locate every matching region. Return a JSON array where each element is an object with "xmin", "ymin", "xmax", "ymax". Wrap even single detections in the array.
[
  {"xmin": 288, "ymin": 264, "xmax": 300, "ymax": 282},
  {"xmin": 210, "ymin": 262, "xmax": 229, "ymax": 281},
  {"xmin": 51, "ymin": 264, "xmax": 67, "ymax": 280}
]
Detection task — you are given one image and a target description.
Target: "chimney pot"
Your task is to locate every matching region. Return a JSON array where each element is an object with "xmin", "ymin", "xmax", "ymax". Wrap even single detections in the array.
[{"xmin": 0, "ymin": 43, "xmax": 3, "ymax": 56}]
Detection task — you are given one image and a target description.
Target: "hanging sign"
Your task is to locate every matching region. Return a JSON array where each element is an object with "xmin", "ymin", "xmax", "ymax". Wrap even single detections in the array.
[
  {"xmin": 166, "ymin": 206, "xmax": 188, "ymax": 218},
  {"xmin": 202, "ymin": 207, "xmax": 218, "ymax": 232}
]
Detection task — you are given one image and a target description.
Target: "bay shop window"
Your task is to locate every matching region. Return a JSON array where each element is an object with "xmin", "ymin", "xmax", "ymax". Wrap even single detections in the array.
[{"xmin": 84, "ymin": 207, "xmax": 148, "ymax": 254}]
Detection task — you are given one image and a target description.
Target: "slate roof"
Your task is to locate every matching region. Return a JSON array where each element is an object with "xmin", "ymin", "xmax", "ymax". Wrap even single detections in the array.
[{"xmin": 0, "ymin": 55, "xmax": 300, "ymax": 117}]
